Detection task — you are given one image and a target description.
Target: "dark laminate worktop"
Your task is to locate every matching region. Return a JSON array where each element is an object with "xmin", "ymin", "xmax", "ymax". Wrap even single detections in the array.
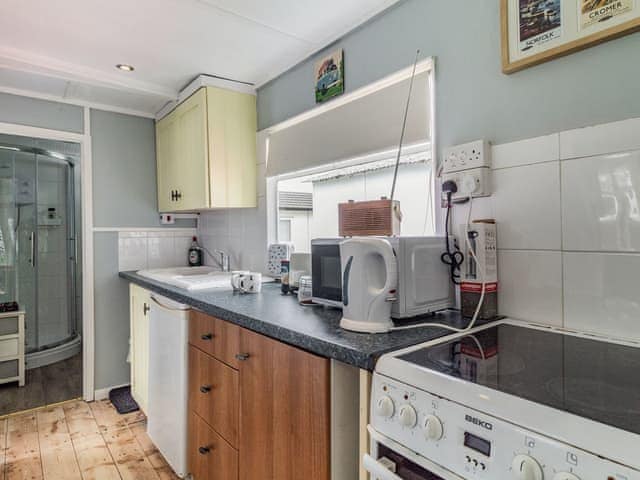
[{"xmin": 120, "ymin": 270, "xmax": 478, "ymax": 370}]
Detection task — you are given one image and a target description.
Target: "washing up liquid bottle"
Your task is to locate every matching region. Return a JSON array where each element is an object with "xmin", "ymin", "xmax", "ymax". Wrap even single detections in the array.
[{"xmin": 188, "ymin": 236, "xmax": 203, "ymax": 267}]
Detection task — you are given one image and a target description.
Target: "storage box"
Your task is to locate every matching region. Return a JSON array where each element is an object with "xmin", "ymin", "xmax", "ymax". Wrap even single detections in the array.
[{"xmin": 459, "ymin": 220, "xmax": 498, "ymax": 319}]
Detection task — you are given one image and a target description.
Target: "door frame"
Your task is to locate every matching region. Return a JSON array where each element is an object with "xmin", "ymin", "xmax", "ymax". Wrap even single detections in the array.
[{"xmin": 0, "ymin": 110, "xmax": 95, "ymax": 401}]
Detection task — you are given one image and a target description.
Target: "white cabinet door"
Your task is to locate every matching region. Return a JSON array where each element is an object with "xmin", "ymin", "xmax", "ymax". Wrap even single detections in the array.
[{"xmin": 130, "ymin": 284, "xmax": 150, "ymax": 413}]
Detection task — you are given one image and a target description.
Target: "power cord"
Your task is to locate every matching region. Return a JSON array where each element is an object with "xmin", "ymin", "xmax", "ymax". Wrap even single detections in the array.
[{"xmin": 440, "ymin": 182, "xmax": 464, "ymax": 285}]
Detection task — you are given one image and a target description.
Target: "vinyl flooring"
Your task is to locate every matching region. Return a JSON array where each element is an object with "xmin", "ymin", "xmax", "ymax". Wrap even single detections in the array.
[
  {"xmin": 0, "ymin": 399, "xmax": 179, "ymax": 479},
  {"xmin": 0, "ymin": 353, "xmax": 82, "ymax": 416}
]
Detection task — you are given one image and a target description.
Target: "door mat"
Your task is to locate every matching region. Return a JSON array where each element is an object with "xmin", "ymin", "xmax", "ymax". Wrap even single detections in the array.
[{"xmin": 109, "ymin": 385, "xmax": 140, "ymax": 414}]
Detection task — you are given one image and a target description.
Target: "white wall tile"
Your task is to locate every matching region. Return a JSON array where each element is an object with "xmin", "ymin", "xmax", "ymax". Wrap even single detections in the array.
[
  {"xmin": 492, "ymin": 133, "xmax": 559, "ymax": 170},
  {"xmin": 497, "ymin": 250, "xmax": 563, "ymax": 327},
  {"xmin": 564, "ymin": 252, "xmax": 640, "ymax": 340},
  {"xmin": 118, "ymin": 236, "xmax": 148, "ymax": 271},
  {"xmin": 147, "ymin": 236, "xmax": 176, "ymax": 269},
  {"xmin": 492, "ymin": 162, "xmax": 561, "ymax": 250},
  {"xmin": 560, "ymin": 117, "xmax": 640, "ymax": 160},
  {"xmin": 562, "ymin": 150, "xmax": 640, "ymax": 252}
]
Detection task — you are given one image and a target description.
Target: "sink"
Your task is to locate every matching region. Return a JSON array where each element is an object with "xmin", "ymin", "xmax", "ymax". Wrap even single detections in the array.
[
  {"xmin": 137, "ymin": 266, "xmax": 273, "ymax": 291},
  {"xmin": 137, "ymin": 266, "xmax": 233, "ymax": 291}
]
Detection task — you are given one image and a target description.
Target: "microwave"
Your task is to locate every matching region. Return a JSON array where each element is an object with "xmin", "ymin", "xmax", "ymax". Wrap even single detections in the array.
[{"xmin": 311, "ymin": 237, "xmax": 453, "ymax": 318}]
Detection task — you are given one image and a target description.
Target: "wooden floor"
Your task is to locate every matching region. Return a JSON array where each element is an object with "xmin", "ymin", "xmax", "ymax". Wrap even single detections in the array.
[
  {"xmin": 0, "ymin": 353, "xmax": 82, "ymax": 416},
  {"xmin": 0, "ymin": 399, "xmax": 179, "ymax": 480}
]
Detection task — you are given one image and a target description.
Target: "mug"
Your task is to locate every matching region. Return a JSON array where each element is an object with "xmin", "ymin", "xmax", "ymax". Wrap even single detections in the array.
[
  {"xmin": 233, "ymin": 272, "xmax": 262, "ymax": 294},
  {"xmin": 231, "ymin": 271, "xmax": 250, "ymax": 291}
]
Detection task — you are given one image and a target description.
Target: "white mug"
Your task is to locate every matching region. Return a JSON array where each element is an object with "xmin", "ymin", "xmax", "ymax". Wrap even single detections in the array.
[
  {"xmin": 231, "ymin": 271, "xmax": 250, "ymax": 291},
  {"xmin": 233, "ymin": 272, "xmax": 262, "ymax": 293}
]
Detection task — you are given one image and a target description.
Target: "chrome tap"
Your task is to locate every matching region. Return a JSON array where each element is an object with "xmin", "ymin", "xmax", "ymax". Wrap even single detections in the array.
[{"xmin": 214, "ymin": 250, "xmax": 230, "ymax": 272}]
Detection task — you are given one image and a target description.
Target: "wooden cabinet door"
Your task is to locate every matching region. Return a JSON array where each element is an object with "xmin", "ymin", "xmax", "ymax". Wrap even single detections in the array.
[
  {"xmin": 189, "ymin": 346, "xmax": 239, "ymax": 447},
  {"xmin": 207, "ymin": 87, "xmax": 257, "ymax": 208},
  {"xmin": 189, "ymin": 412, "xmax": 238, "ymax": 480},
  {"xmin": 238, "ymin": 329, "xmax": 330, "ymax": 480},
  {"xmin": 129, "ymin": 284, "xmax": 150, "ymax": 412},
  {"xmin": 174, "ymin": 88, "xmax": 209, "ymax": 211}
]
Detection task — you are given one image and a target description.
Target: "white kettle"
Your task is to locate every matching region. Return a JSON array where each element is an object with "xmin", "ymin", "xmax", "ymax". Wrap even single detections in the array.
[{"xmin": 340, "ymin": 237, "xmax": 398, "ymax": 333}]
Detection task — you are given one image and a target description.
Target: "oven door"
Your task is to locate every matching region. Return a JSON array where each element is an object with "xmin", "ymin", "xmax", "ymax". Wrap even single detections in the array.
[
  {"xmin": 311, "ymin": 241, "xmax": 343, "ymax": 306},
  {"xmin": 367, "ymin": 426, "xmax": 464, "ymax": 480}
]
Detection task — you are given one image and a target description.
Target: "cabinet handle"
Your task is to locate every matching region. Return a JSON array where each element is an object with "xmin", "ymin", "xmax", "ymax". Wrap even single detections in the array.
[
  {"xmin": 175, "ymin": 190, "xmax": 183, "ymax": 200},
  {"xmin": 201, "ymin": 333, "xmax": 213, "ymax": 341},
  {"xmin": 200, "ymin": 385, "xmax": 212, "ymax": 394},
  {"xmin": 198, "ymin": 446, "xmax": 211, "ymax": 455},
  {"xmin": 170, "ymin": 190, "xmax": 176, "ymax": 201},
  {"xmin": 235, "ymin": 353, "xmax": 250, "ymax": 361},
  {"xmin": 143, "ymin": 303, "xmax": 150, "ymax": 315}
]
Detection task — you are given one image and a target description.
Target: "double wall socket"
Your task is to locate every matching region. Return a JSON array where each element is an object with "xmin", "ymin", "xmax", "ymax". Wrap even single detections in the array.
[
  {"xmin": 442, "ymin": 140, "xmax": 490, "ymax": 174},
  {"xmin": 442, "ymin": 140, "xmax": 491, "ymax": 200}
]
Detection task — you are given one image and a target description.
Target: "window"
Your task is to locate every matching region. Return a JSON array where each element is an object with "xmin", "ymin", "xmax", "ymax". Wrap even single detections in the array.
[
  {"xmin": 265, "ymin": 59, "xmax": 435, "ymax": 252},
  {"xmin": 276, "ymin": 144, "xmax": 434, "ymax": 252}
]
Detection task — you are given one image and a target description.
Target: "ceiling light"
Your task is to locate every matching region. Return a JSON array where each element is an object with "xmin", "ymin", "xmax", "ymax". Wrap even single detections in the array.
[{"xmin": 116, "ymin": 64, "xmax": 135, "ymax": 72}]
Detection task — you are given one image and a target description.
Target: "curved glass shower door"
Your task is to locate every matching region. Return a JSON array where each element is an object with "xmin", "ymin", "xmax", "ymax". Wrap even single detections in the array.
[{"xmin": 0, "ymin": 143, "xmax": 77, "ymax": 354}]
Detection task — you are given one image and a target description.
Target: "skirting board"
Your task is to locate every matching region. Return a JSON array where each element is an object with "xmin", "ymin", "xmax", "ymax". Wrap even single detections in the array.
[{"xmin": 94, "ymin": 383, "xmax": 130, "ymax": 401}]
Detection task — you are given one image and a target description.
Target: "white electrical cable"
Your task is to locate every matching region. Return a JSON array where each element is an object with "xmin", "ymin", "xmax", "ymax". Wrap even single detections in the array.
[{"xmin": 391, "ymin": 195, "xmax": 487, "ymax": 333}]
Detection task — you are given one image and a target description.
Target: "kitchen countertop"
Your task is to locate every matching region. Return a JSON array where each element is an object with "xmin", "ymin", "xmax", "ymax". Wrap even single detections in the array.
[{"xmin": 120, "ymin": 270, "xmax": 480, "ymax": 371}]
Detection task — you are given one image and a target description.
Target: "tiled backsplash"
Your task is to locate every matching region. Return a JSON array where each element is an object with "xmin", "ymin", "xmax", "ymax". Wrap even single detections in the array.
[
  {"xmin": 118, "ymin": 229, "xmax": 197, "ymax": 271},
  {"xmin": 454, "ymin": 116, "xmax": 640, "ymax": 340}
]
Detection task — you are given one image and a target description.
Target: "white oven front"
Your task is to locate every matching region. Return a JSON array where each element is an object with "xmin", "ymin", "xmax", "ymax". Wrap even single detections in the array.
[{"xmin": 367, "ymin": 426, "xmax": 463, "ymax": 480}]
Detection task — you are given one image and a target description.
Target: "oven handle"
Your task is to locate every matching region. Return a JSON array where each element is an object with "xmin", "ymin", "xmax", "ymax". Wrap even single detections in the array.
[{"xmin": 363, "ymin": 454, "xmax": 403, "ymax": 480}]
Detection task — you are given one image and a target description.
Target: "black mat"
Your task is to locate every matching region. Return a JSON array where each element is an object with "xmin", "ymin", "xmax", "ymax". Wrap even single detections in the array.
[{"xmin": 109, "ymin": 385, "xmax": 139, "ymax": 414}]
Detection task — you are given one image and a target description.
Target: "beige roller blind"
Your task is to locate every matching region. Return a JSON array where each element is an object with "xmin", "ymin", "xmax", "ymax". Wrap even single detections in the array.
[{"xmin": 266, "ymin": 70, "xmax": 430, "ymax": 177}]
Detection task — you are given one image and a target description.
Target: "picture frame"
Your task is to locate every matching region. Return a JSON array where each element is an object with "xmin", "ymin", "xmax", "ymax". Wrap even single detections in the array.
[
  {"xmin": 315, "ymin": 49, "xmax": 344, "ymax": 103},
  {"xmin": 501, "ymin": 0, "xmax": 640, "ymax": 74}
]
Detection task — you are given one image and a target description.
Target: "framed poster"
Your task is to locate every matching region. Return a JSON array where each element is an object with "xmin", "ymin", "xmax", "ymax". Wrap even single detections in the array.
[
  {"xmin": 501, "ymin": 0, "xmax": 640, "ymax": 73},
  {"xmin": 315, "ymin": 50, "xmax": 344, "ymax": 103}
]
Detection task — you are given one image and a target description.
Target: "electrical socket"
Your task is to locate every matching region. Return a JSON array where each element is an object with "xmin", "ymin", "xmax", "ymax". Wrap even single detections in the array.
[
  {"xmin": 160, "ymin": 214, "xmax": 175, "ymax": 225},
  {"xmin": 442, "ymin": 139, "xmax": 490, "ymax": 175},
  {"xmin": 442, "ymin": 168, "xmax": 491, "ymax": 201}
]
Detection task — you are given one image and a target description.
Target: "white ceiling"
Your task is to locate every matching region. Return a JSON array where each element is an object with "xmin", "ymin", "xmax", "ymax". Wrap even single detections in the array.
[{"xmin": 0, "ymin": 0, "xmax": 399, "ymax": 116}]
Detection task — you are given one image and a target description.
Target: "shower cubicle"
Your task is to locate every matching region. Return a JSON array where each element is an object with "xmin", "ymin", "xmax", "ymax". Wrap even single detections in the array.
[{"xmin": 0, "ymin": 136, "xmax": 81, "ymax": 369}]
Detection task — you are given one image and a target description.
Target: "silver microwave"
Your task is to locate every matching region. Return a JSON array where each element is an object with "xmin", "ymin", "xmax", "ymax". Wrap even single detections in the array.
[{"xmin": 311, "ymin": 237, "xmax": 453, "ymax": 318}]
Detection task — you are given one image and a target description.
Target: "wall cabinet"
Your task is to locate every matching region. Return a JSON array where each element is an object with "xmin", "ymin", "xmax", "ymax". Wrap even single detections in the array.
[
  {"xmin": 156, "ymin": 86, "xmax": 257, "ymax": 212},
  {"xmin": 129, "ymin": 284, "xmax": 151, "ymax": 412},
  {"xmin": 188, "ymin": 311, "xmax": 331, "ymax": 480}
]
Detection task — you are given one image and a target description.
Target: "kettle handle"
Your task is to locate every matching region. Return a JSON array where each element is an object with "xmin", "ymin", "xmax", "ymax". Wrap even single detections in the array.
[{"xmin": 370, "ymin": 239, "xmax": 398, "ymax": 298}]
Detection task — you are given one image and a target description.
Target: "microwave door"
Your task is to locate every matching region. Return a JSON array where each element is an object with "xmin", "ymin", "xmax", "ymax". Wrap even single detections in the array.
[{"xmin": 312, "ymin": 243, "xmax": 342, "ymax": 304}]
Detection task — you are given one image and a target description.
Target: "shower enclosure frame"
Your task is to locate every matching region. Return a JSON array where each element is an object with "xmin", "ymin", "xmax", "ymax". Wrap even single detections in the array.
[
  {"xmin": 1, "ymin": 143, "xmax": 80, "ymax": 355},
  {"xmin": 0, "ymin": 118, "xmax": 95, "ymax": 401}
]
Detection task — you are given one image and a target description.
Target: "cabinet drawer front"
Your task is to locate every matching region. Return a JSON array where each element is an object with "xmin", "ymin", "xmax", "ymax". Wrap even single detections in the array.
[
  {"xmin": 189, "ymin": 346, "xmax": 239, "ymax": 447},
  {"xmin": 188, "ymin": 412, "xmax": 238, "ymax": 480},
  {"xmin": 0, "ymin": 338, "xmax": 19, "ymax": 358},
  {"xmin": 189, "ymin": 311, "xmax": 216, "ymax": 355},
  {"xmin": 0, "ymin": 316, "xmax": 19, "ymax": 336},
  {"xmin": 189, "ymin": 311, "xmax": 240, "ymax": 368}
]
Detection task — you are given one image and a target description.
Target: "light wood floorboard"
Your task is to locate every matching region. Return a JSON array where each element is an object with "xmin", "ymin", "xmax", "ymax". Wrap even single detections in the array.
[{"xmin": 0, "ymin": 400, "xmax": 179, "ymax": 480}]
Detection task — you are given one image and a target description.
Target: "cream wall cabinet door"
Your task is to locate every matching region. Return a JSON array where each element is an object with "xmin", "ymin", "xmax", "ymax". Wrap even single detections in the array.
[
  {"xmin": 130, "ymin": 284, "xmax": 151, "ymax": 413},
  {"xmin": 156, "ymin": 86, "xmax": 257, "ymax": 212}
]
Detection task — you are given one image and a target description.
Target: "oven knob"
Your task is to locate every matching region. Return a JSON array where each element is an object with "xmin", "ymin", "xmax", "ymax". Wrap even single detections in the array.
[
  {"xmin": 398, "ymin": 404, "xmax": 417, "ymax": 428},
  {"xmin": 376, "ymin": 395, "xmax": 395, "ymax": 418},
  {"xmin": 553, "ymin": 474, "xmax": 580, "ymax": 480},
  {"xmin": 422, "ymin": 415, "xmax": 443, "ymax": 441},
  {"xmin": 511, "ymin": 454, "xmax": 543, "ymax": 480}
]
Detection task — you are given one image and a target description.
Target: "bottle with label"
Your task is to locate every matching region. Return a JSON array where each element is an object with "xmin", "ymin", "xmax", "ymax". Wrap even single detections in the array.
[
  {"xmin": 188, "ymin": 236, "xmax": 203, "ymax": 267},
  {"xmin": 280, "ymin": 259, "xmax": 290, "ymax": 294}
]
